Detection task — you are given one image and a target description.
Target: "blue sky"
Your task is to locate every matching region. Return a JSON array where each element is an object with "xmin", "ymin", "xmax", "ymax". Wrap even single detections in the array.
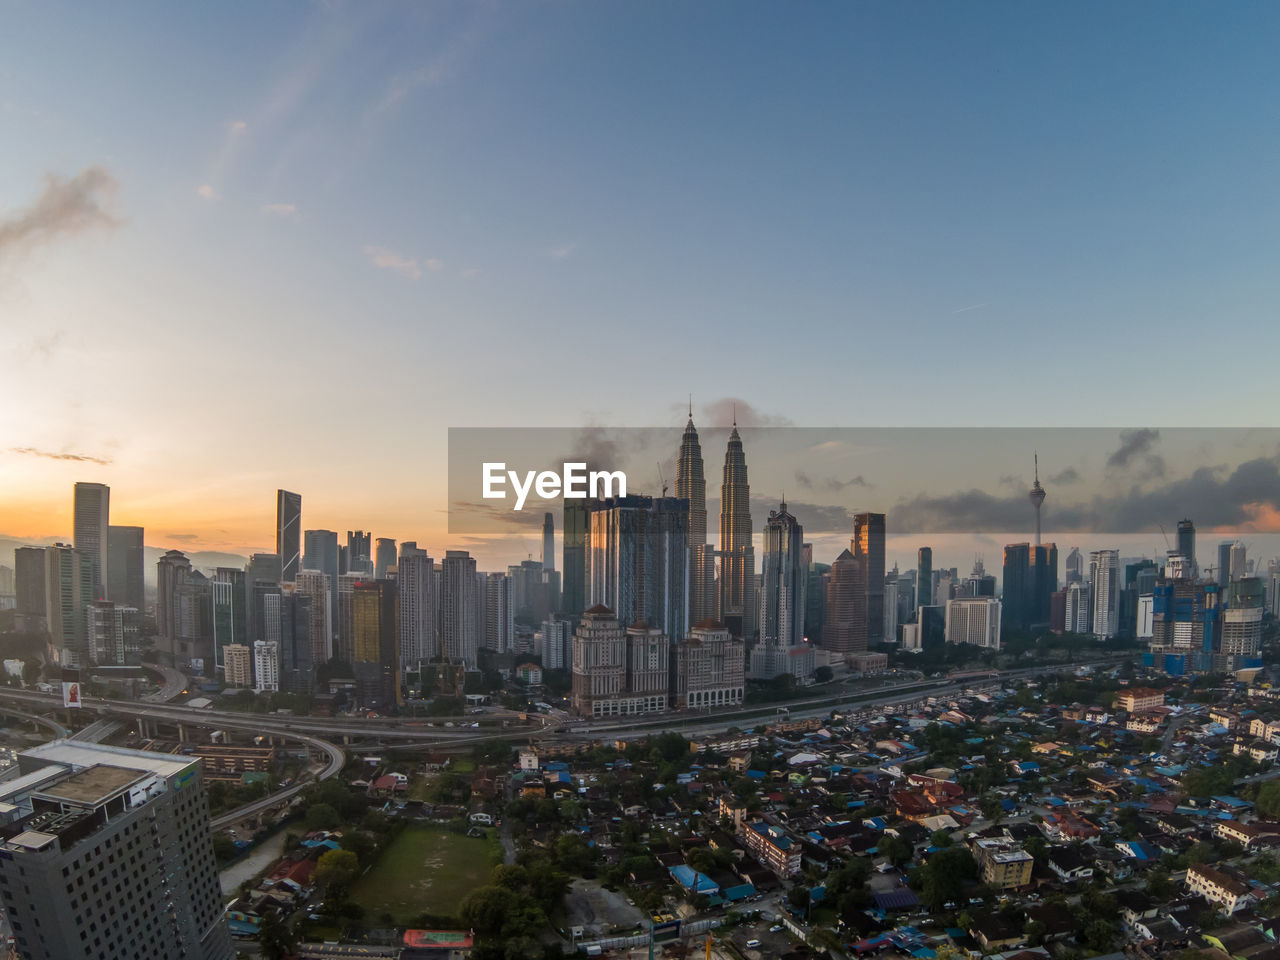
[{"xmin": 2, "ymin": 1, "xmax": 1279, "ymax": 561}]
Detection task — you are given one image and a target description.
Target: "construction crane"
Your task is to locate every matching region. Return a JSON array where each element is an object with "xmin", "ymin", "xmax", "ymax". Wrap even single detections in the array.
[{"xmin": 657, "ymin": 461, "xmax": 668, "ymax": 498}]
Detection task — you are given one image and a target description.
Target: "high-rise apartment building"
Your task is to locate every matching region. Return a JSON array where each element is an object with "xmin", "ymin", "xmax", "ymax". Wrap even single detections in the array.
[
  {"xmin": 294, "ymin": 569, "xmax": 333, "ymax": 665},
  {"xmin": 562, "ymin": 500, "xmax": 587, "ymax": 619},
  {"xmin": 44, "ymin": 544, "xmax": 94, "ymax": 667},
  {"xmin": 14, "ymin": 546, "xmax": 47, "ymax": 633},
  {"xmin": 539, "ymin": 617, "xmax": 570, "ymax": 670},
  {"xmin": 224, "ymin": 643, "xmax": 252, "ymax": 687},
  {"xmin": 106, "ymin": 525, "xmax": 145, "ymax": 611},
  {"xmin": 483, "ymin": 572, "xmax": 512, "ymax": 655},
  {"xmin": 944, "ymin": 597, "xmax": 1002, "ymax": 649},
  {"xmin": 718, "ymin": 425, "xmax": 755, "ymax": 639},
  {"xmin": 852, "ymin": 512, "xmax": 886, "ymax": 643},
  {"xmin": 276, "ymin": 489, "xmax": 302, "ymax": 583},
  {"xmin": 73, "ymin": 482, "xmax": 109, "ymax": 600},
  {"xmin": 1064, "ymin": 581, "xmax": 1090, "ymax": 634},
  {"xmin": 397, "ymin": 548, "xmax": 435, "ymax": 664},
  {"xmin": 1090, "ymin": 549, "xmax": 1120, "ymax": 639},
  {"xmin": 0, "ymin": 739, "xmax": 233, "ymax": 960},
  {"xmin": 303, "ymin": 530, "xmax": 340, "ymax": 651},
  {"xmin": 439, "ymin": 551, "xmax": 478, "ymax": 667},
  {"xmin": 753, "ymin": 501, "xmax": 809, "ymax": 680},
  {"xmin": 253, "ymin": 639, "xmax": 279, "ymax": 692},
  {"xmin": 86, "ymin": 599, "xmax": 138, "ymax": 665}
]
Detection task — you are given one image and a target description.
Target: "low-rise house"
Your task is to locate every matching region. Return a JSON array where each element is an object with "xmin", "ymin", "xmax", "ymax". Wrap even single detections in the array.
[
  {"xmin": 1186, "ymin": 863, "xmax": 1255, "ymax": 915},
  {"xmin": 1046, "ymin": 845, "xmax": 1094, "ymax": 883},
  {"xmin": 1215, "ymin": 819, "xmax": 1280, "ymax": 851}
]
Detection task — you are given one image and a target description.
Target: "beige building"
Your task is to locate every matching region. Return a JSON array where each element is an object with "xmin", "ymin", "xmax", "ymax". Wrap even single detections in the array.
[
  {"xmin": 973, "ymin": 838, "xmax": 1034, "ymax": 890},
  {"xmin": 224, "ymin": 643, "xmax": 252, "ymax": 687},
  {"xmin": 1186, "ymin": 863, "xmax": 1254, "ymax": 914},
  {"xmin": 1115, "ymin": 687, "xmax": 1164, "ymax": 712},
  {"xmin": 675, "ymin": 623, "xmax": 744, "ymax": 709}
]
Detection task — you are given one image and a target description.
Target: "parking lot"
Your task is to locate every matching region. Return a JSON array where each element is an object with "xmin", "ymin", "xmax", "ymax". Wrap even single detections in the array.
[{"xmin": 731, "ymin": 914, "xmax": 796, "ymax": 959}]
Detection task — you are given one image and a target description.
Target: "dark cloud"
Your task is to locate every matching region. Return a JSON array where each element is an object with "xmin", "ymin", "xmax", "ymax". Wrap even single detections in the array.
[
  {"xmin": 794, "ymin": 470, "xmax": 870, "ymax": 493},
  {"xmin": 1049, "ymin": 466, "xmax": 1081, "ymax": 485},
  {"xmin": 450, "ymin": 499, "xmax": 549, "ymax": 532},
  {"xmin": 700, "ymin": 397, "xmax": 792, "ymax": 428},
  {"xmin": 0, "ymin": 167, "xmax": 121, "ymax": 257},
  {"xmin": 164, "ymin": 533, "xmax": 200, "ymax": 543},
  {"xmin": 998, "ymin": 474, "xmax": 1022, "ymax": 489},
  {"xmin": 9, "ymin": 447, "xmax": 112, "ymax": 466},
  {"xmin": 891, "ymin": 455, "xmax": 1280, "ymax": 534},
  {"xmin": 1106, "ymin": 428, "xmax": 1164, "ymax": 477}
]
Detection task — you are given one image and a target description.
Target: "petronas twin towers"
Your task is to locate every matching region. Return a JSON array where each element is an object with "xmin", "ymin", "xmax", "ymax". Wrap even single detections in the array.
[{"xmin": 677, "ymin": 408, "xmax": 755, "ymax": 638}]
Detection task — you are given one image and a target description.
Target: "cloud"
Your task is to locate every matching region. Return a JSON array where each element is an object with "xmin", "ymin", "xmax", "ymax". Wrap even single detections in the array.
[
  {"xmin": 261, "ymin": 203, "xmax": 296, "ymax": 217},
  {"xmin": 1049, "ymin": 466, "xmax": 1081, "ymax": 485},
  {"xmin": 794, "ymin": 470, "xmax": 870, "ymax": 493},
  {"xmin": 998, "ymin": 474, "xmax": 1023, "ymax": 489},
  {"xmin": 196, "ymin": 184, "xmax": 218, "ymax": 201},
  {"xmin": 1106, "ymin": 428, "xmax": 1164, "ymax": 477},
  {"xmin": 548, "ymin": 242, "xmax": 576, "ymax": 259},
  {"xmin": 890, "ymin": 454, "xmax": 1280, "ymax": 535},
  {"xmin": 165, "ymin": 533, "xmax": 201, "ymax": 543},
  {"xmin": 952, "ymin": 302, "xmax": 989, "ymax": 314},
  {"xmin": 0, "ymin": 166, "xmax": 121, "ymax": 257},
  {"xmin": 9, "ymin": 447, "xmax": 112, "ymax": 466},
  {"xmin": 363, "ymin": 244, "xmax": 421, "ymax": 279},
  {"xmin": 425, "ymin": 258, "xmax": 443, "ymax": 271},
  {"xmin": 700, "ymin": 398, "xmax": 793, "ymax": 428},
  {"xmin": 229, "ymin": 120, "xmax": 248, "ymax": 134}
]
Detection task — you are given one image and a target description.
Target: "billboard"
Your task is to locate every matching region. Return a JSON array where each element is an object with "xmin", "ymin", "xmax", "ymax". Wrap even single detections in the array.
[{"xmin": 62, "ymin": 681, "xmax": 81, "ymax": 708}]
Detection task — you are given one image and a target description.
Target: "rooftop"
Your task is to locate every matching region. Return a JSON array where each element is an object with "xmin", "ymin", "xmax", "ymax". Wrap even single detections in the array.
[{"xmin": 34, "ymin": 764, "xmax": 146, "ymax": 806}]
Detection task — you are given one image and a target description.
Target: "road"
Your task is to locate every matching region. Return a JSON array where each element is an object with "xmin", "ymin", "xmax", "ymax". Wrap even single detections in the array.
[{"xmin": 210, "ymin": 731, "xmax": 345, "ymax": 829}]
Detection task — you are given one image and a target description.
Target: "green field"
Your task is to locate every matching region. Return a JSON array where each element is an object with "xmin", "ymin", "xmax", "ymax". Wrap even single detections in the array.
[{"xmin": 351, "ymin": 827, "xmax": 500, "ymax": 923}]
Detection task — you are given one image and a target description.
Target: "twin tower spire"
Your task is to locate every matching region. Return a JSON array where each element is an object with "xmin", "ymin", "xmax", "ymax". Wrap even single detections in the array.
[{"xmin": 678, "ymin": 406, "xmax": 754, "ymax": 637}]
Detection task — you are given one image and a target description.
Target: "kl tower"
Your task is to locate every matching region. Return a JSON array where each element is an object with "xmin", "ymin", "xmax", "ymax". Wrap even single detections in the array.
[{"xmin": 1029, "ymin": 453, "xmax": 1046, "ymax": 546}]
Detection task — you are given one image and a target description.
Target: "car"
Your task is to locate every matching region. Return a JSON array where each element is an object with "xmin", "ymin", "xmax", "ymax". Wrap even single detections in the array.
[
  {"xmin": 769, "ymin": 925, "xmax": 783, "ymax": 933},
  {"xmin": 746, "ymin": 940, "xmax": 761, "ymax": 949}
]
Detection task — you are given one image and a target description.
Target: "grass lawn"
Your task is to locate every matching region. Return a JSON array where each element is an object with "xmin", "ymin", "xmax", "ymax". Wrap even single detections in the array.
[{"xmin": 351, "ymin": 826, "xmax": 500, "ymax": 923}]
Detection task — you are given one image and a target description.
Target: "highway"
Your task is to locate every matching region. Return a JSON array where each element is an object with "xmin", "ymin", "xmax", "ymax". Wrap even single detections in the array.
[{"xmin": 209, "ymin": 731, "xmax": 345, "ymax": 829}]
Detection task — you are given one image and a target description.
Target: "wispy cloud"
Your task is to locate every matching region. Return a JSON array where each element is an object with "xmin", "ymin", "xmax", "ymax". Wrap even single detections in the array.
[
  {"xmin": 261, "ymin": 203, "xmax": 297, "ymax": 217},
  {"xmin": 0, "ymin": 166, "xmax": 121, "ymax": 257},
  {"xmin": 9, "ymin": 447, "xmax": 112, "ymax": 466},
  {"xmin": 548, "ymin": 242, "xmax": 576, "ymax": 259},
  {"xmin": 196, "ymin": 184, "xmax": 218, "ymax": 201},
  {"xmin": 795, "ymin": 470, "xmax": 870, "ymax": 493},
  {"xmin": 700, "ymin": 397, "xmax": 793, "ymax": 428},
  {"xmin": 229, "ymin": 120, "xmax": 248, "ymax": 135},
  {"xmin": 1050, "ymin": 466, "xmax": 1081, "ymax": 485},
  {"xmin": 363, "ymin": 244, "xmax": 422, "ymax": 279},
  {"xmin": 952, "ymin": 301, "xmax": 989, "ymax": 314}
]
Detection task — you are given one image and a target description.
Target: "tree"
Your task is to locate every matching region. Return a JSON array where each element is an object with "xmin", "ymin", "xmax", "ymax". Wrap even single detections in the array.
[
  {"xmin": 305, "ymin": 802, "xmax": 341, "ymax": 831},
  {"xmin": 315, "ymin": 849, "xmax": 360, "ymax": 892},
  {"xmin": 930, "ymin": 829, "xmax": 954, "ymax": 849},
  {"xmin": 814, "ymin": 666, "xmax": 834, "ymax": 684},
  {"xmin": 258, "ymin": 912, "xmax": 297, "ymax": 960},
  {"xmin": 878, "ymin": 833, "xmax": 913, "ymax": 866},
  {"xmin": 913, "ymin": 847, "xmax": 977, "ymax": 910}
]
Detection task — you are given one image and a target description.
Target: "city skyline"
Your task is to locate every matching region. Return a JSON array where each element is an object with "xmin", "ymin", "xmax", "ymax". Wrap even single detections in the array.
[{"xmin": 5, "ymin": 3, "xmax": 1280, "ymax": 560}]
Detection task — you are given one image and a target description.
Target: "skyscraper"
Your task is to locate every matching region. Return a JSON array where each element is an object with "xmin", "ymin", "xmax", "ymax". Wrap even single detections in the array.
[
  {"xmin": 0, "ymin": 739, "xmax": 233, "ymax": 960},
  {"xmin": 484, "ymin": 571, "xmax": 513, "ymax": 654},
  {"xmin": 1176, "ymin": 518, "xmax": 1196, "ymax": 576},
  {"xmin": 73, "ymin": 481, "xmax": 109, "ymax": 600},
  {"xmin": 562, "ymin": 500, "xmax": 587, "ymax": 619},
  {"xmin": 347, "ymin": 530, "xmax": 373, "ymax": 575},
  {"xmin": 718, "ymin": 424, "xmax": 755, "ymax": 639},
  {"xmin": 852, "ymin": 512, "xmax": 886, "ymax": 643},
  {"xmin": 44, "ymin": 543, "xmax": 94, "ymax": 666},
  {"xmin": 294, "ymin": 569, "xmax": 333, "ymax": 665},
  {"xmin": 439, "ymin": 551, "xmax": 479, "ymax": 667},
  {"xmin": 210, "ymin": 568, "xmax": 246, "ymax": 671},
  {"xmin": 587, "ymin": 495, "xmax": 689, "ymax": 641},
  {"xmin": 303, "ymin": 529, "xmax": 340, "ymax": 651},
  {"xmin": 823, "ymin": 549, "xmax": 867, "ymax": 654},
  {"xmin": 758, "ymin": 501, "xmax": 806, "ymax": 650},
  {"xmin": 276, "ymin": 489, "xmax": 302, "ymax": 582},
  {"xmin": 375, "ymin": 537, "xmax": 397, "ymax": 580},
  {"xmin": 677, "ymin": 410, "xmax": 717, "ymax": 627},
  {"xmin": 1065, "ymin": 547, "xmax": 1083, "ymax": 584},
  {"xmin": 107, "ymin": 524, "xmax": 145, "ymax": 611},
  {"xmin": 397, "ymin": 547, "xmax": 436, "ymax": 664},
  {"xmin": 542, "ymin": 512, "xmax": 555, "ymax": 572},
  {"xmin": 351, "ymin": 579, "xmax": 397, "ymax": 706},
  {"xmin": 1030, "ymin": 542, "xmax": 1059, "ymax": 625},
  {"xmin": 1090, "ymin": 549, "xmax": 1120, "ymax": 639},
  {"xmin": 156, "ymin": 549, "xmax": 192, "ymax": 661},
  {"xmin": 14, "ymin": 545, "xmax": 47, "ymax": 633},
  {"xmin": 1001, "ymin": 543, "xmax": 1031, "ymax": 630},
  {"xmin": 1230, "ymin": 540, "xmax": 1247, "ymax": 582},
  {"xmin": 917, "ymin": 547, "xmax": 933, "ymax": 608},
  {"xmin": 1218, "ymin": 540, "xmax": 1233, "ymax": 588},
  {"xmin": 571, "ymin": 606, "xmax": 626, "ymax": 717}
]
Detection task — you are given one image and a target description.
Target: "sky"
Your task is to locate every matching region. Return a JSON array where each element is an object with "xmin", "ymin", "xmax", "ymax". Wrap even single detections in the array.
[{"xmin": 2, "ymin": 1, "xmax": 1280, "ymax": 571}]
